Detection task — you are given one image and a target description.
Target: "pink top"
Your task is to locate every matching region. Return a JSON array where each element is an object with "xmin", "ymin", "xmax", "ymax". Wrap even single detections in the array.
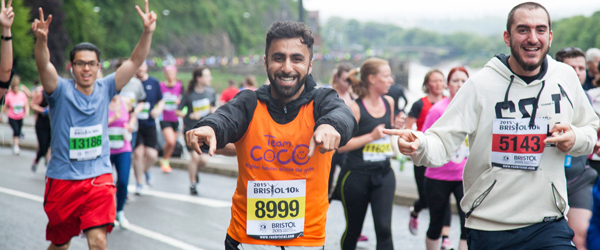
[
  {"xmin": 108, "ymin": 97, "xmax": 132, "ymax": 154},
  {"xmin": 160, "ymin": 81, "xmax": 182, "ymax": 122},
  {"xmin": 422, "ymin": 98, "xmax": 466, "ymax": 181},
  {"xmin": 5, "ymin": 91, "xmax": 28, "ymax": 120}
]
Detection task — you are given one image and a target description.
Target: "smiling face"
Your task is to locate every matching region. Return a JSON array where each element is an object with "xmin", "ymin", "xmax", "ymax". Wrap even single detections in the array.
[
  {"xmin": 71, "ymin": 50, "xmax": 99, "ymax": 88},
  {"xmin": 504, "ymin": 8, "xmax": 552, "ymax": 76},
  {"xmin": 264, "ymin": 37, "xmax": 313, "ymax": 103},
  {"xmin": 448, "ymin": 71, "xmax": 468, "ymax": 98}
]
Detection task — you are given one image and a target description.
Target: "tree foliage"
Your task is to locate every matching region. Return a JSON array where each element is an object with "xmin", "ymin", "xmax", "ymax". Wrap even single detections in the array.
[{"xmin": 550, "ymin": 11, "xmax": 600, "ymax": 56}]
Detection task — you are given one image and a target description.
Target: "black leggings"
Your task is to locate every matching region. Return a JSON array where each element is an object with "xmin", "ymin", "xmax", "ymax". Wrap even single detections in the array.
[
  {"xmin": 414, "ymin": 166, "xmax": 452, "ymax": 228},
  {"xmin": 425, "ymin": 177, "xmax": 467, "ymax": 240},
  {"xmin": 35, "ymin": 116, "xmax": 51, "ymax": 162},
  {"xmin": 340, "ymin": 167, "xmax": 395, "ymax": 250},
  {"xmin": 8, "ymin": 118, "xmax": 23, "ymax": 137},
  {"xmin": 329, "ymin": 152, "xmax": 347, "ymax": 195}
]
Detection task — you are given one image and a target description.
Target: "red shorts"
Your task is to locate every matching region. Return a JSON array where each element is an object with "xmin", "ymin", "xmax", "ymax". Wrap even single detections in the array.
[{"xmin": 44, "ymin": 173, "xmax": 116, "ymax": 245}]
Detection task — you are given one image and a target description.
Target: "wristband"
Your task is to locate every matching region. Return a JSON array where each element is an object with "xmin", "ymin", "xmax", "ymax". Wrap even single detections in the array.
[{"xmin": 0, "ymin": 35, "xmax": 12, "ymax": 41}]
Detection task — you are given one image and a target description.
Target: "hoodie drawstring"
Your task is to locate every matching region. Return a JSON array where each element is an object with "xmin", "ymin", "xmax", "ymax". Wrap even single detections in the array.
[
  {"xmin": 502, "ymin": 75, "xmax": 515, "ymax": 109},
  {"xmin": 501, "ymin": 76, "xmax": 546, "ymax": 127},
  {"xmin": 529, "ymin": 80, "xmax": 545, "ymax": 127}
]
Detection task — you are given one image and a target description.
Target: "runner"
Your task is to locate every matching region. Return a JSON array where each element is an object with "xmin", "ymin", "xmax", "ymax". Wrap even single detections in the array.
[
  {"xmin": 589, "ymin": 178, "xmax": 600, "ymax": 250},
  {"xmin": 108, "ymin": 95, "xmax": 136, "ymax": 228},
  {"xmin": 115, "ymin": 59, "xmax": 146, "ymax": 149},
  {"xmin": 405, "ymin": 69, "xmax": 452, "ymax": 238},
  {"xmin": 328, "ymin": 63, "xmax": 355, "ymax": 196},
  {"xmin": 334, "ymin": 58, "xmax": 395, "ymax": 250},
  {"xmin": 555, "ymin": 47, "xmax": 598, "ymax": 250},
  {"xmin": 0, "ymin": 0, "xmax": 12, "ymax": 99},
  {"xmin": 186, "ymin": 21, "xmax": 356, "ymax": 249},
  {"xmin": 32, "ymin": 1, "xmax": 156, "ymax": 249},
  {"xmin": 387, "ymin": 3, "xmax": 599, "ymax": 248},
  {"xmin": 133, "ymin": 61, "xmax": 164, "ymax": 195},
  {"xmin": 158, "ymin": 65, "xmax": 182, "ymax": 173},
  {"xmin": 422, "ymin": 67, "xmax": 469, "ymax": 250},
  {"xmin": 3, "ymin": 75, "xmax": 28, "ymax": 155},
  {"xmin": 584, "ymin": 48, "xmax": 600, "ymax": 90},
  {"xmin": 31, "ymin": 79, "xmax": 51, "ymax": 171},
  {"xmin": 220, "ymin": 79, "xmax": 239, "ymax": 104},
  {"xmin": 176, "ymin": 67, "xmax": 216, "ymax": 195},
  {"xmin": 239, "ymin": 74, "xmax": 258, "ymax": 91}
]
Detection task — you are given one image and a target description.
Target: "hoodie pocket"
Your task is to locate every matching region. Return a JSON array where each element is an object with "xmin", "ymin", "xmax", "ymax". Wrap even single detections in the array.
[
  {"xmin": 551, "ymin": 183, "xmax": 567, "ymax": 217},
  {"xmin": 465, "ymin": 180, "xmax": 497, "ymax": 218}
]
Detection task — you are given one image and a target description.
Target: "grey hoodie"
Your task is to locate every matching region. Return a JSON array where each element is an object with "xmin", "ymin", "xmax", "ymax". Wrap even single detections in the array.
[{"xmin": 411, "ymin": 55, "xmax": 599, "ymax": 230}]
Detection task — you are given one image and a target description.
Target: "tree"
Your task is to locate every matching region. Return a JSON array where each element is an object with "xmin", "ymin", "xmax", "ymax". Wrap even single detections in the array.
[{"xmin": 25, "ymin": 0, "xmax": 70, "ymax": 71}]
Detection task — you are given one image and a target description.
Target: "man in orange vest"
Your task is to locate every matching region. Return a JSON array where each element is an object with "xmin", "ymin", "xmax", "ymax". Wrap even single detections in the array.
[{"xmin": 186, "ymin": 21, "xmax": 357, "ymax": 249}]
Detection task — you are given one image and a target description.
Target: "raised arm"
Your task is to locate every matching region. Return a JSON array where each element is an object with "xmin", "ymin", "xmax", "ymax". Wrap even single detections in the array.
[
  {"xmin": 0, "ymin": 0, "xmax": 14, "ymax": 96},
  {"xmin": 31, "ymin": 8, "xmax": 58, "ymax": 94},
  {"xmin": 114, "ymin": 0, "xmax": 156, "ymax": 91}
]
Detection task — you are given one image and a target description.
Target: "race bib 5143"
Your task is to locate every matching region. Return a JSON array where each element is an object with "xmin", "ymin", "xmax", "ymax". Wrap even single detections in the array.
[{"xmin": 491, "ymin": 118, "xmax": 547, "ymax": 170}]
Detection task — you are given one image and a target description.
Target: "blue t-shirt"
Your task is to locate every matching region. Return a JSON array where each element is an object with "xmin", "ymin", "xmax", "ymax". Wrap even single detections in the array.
[
  {"xmin": 45, "ymin": 73, "xmax": 117, "ymax": 180},
  {"xmin": 138, "ymin": 76, "xmax": 162, "ymax": 128}
]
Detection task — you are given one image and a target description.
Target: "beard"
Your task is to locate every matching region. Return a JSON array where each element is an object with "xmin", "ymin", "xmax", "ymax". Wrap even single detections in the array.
[
  {"xmin": 268, "ymin": 70, "xmax": 308, "ymax": 99},
  {"xmin": 510, "ymin": 41, "xmax": 548, "ymax": 72}
]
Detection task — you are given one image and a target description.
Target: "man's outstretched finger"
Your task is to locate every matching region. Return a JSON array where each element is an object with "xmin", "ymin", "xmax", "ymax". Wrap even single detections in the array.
[
  {"xmin": 208, "ymin": 135, "xmax": 217, "ymax": 156},
  {"xmin": 308, "ymin": 137, "xmax": 316, "ymax": 158}
]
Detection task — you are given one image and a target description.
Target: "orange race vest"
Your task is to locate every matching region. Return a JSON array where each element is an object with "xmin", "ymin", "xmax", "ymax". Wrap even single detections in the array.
[{"xmin": 228, "ymin": 100, "xmax": 333, "ymax": 246}]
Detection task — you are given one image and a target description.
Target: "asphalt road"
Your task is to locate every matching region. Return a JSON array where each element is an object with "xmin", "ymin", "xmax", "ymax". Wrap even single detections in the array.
[{"xmin": 0, "ymin": 148, "xmax": 462, "ymax": 250}]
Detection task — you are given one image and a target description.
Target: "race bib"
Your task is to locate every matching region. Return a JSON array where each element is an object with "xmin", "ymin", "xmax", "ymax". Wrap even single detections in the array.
[
  {"xmin": 120, "ymin": 91, "xmax": 137, "ymax": 108},
  {"xmin": 192, "ymin": 98, "xmax": 210, "ymax": 118},
  {"xmin": 69, "ymin": 124, "xmax": 103, "ymax": 161},
  {"xmin": 108, "ymin": 127, "xmax": 125, "ymax": 149},
  {"xmin": 363, "ymin": 135, "xmax": 393, "ymax": 162},
  {"xmin": 12, "ymin": 102, "xmax": 24, "ymax": 114},
  {"xmin": 246, "ymin": 179, "xmax": 306, "ymax": 240},
  {"xmin": 491, "ymin": 118, "xmax": 547, "ymax": 171},
  {"xmin": 163, "ymin": 93, "xmax": 178, "ymax": 111},
  {"xmin": 450, "ymin": 138, "xmax": 469, "ymax": 163},
  {"xmin": 137, "ymin": 102, "xmax": 150, "ymax": 120}
]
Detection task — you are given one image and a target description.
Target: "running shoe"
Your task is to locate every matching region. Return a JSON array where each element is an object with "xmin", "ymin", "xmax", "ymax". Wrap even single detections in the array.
[
  {"xmin": 135, "ymin": 184, "xmax": 144, "ymax": 196},
  {"xmin": 160, "ymin": 159, "xmax": 172, "ymax": 173},
  {"xmin": 13, "ymin": 145, "xmax": 20, "ymax": 155},
  {"xmin": 440, "ymin": 237, "xmax": 452, "ymax": 250},
  {"xmin": 409, "ymin": 206, "xmax": 418, "ymax": 235},
  {"xmin": 145, "ymin": 171, "xmax": 152, "ymax": 187},
  {"xmin": 116, "ymin": 211, "xmax": 130, "ymax": 229},
  {"xmin": 358, "ymin": 234, "xmax": 369, "ymax": 242},
  {"xmin": 31, "ymin": 161, "xmax": 38, "ymax": 172},
  {"xmin": 190, "ymin": 183, "xmax": 198, "ymax": 195}
]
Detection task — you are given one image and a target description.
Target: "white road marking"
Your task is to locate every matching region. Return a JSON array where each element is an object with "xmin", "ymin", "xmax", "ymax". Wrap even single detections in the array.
[
  {"xmin": 0, "ymin": 186, "xmax": 205, "ymax": 250},
  {"xmin": 0, "ymin": 186, "xmax": 44, "ymax": 202},
  {"xmin": 128, "ymin": 185, "xmax": 232, "ymax": 208}
]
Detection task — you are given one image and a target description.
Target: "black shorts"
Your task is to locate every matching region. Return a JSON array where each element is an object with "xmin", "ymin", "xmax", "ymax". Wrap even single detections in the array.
[
  {"xmin": 183, "ymin": 128, "xmax": 208, "ymax": 153},
  {"xmin": 467, "ymin": 218, "xmax": 575, "ymax": 250},
  {"xmin": 8, "ymin": 118, "xmax": 23, "ymax": 137},
  {"xmin": 135, "ymin": 125, "xmax": 158, "ymax": 149},
  {"xmin": 567, "ymin": 167, "xmax": 597, "ymax": 210},
  {"xmin": 159, "ymin": 121, "xmax": 179, "ymax": 132}
]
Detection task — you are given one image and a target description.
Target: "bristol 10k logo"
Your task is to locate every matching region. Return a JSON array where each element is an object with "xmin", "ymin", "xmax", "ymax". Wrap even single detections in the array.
[
  {"xmin": 259, "ymin": 223, "xmax": 267, "ymax": 232},
  {"xmin": 502, "ymin": 156, "xmax": 510, "ymax": 162}
]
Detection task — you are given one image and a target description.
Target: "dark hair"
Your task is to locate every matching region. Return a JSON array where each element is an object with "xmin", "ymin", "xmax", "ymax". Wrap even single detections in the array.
[
  {"xmin": 244, "ymin": 75, "xmax": 257, "ymax": 87},
  {"xmin": 228, "ymin": 79, "xmax": 236, "ymax": 86},
  {"xmin": 265, "ymin": 21, "xmax": 314, "ymax": 61},
  {"xmin": 506, "ymin": 2, "xmax": 551, "ymax": 35},
  {"xmin": 422, "ymin": 69, "xmax": 444, "ymax": 94},
  {"xmin": 187, "ymin": 67, "xmax": 207, "ymax": 93},
  {"xmin": 347, "ymin": 58, "xmax": 388, "ymax": 99},
  {"xmin": 447, "ymin": 67, "xmax": 469, "ymax": 83},
  {"xmin": 70, "ymin": 42, "xmax": 101, "ymax": 62},
  {"xmin": 114, "ymin": 58, "xmax": 126, "ymax": 69},
  {"xmin": 555, "ymin": 47, "xmax": 585, "ymax": 62},
  {"xmin": 331, "ymin": 63, "xmax": 354, "ymax": 91}
]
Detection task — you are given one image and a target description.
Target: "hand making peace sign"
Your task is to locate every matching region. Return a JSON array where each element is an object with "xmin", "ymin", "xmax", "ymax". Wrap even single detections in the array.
[
  {"xmin": 136, "ymin": 0, "xmax": 157, "ymax": 33},
  {"xmin": 0, "ymin": 0, "xmax": 14, "ymax": 29},
  {"xmin": 31, "ymin": 8, "xmax": 51, "ymax": 42}
]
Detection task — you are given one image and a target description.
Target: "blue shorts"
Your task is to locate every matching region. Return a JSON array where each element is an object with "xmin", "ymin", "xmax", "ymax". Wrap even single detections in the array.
[{"xmin": 467, "ymin": 218, "xmax": 575, "ymax": 250}]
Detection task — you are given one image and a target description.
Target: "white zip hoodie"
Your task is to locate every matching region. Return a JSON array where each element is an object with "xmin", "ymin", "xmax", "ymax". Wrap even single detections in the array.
[{"xmin": 411, "ymin": 54, "xmax": 599, "ymax": 231}]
